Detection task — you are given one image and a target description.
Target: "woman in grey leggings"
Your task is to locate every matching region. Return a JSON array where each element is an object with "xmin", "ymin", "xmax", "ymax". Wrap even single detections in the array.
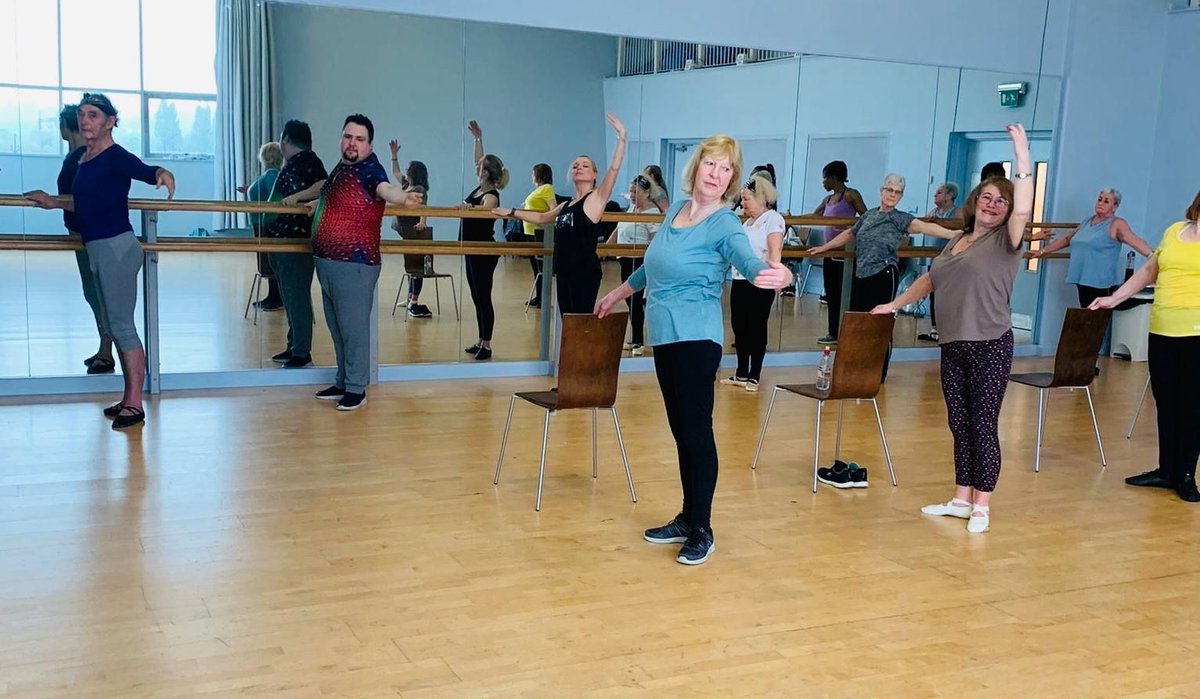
[{"xmin": 26, "ymin": 93, "xmax": 175, "ymax": 429}]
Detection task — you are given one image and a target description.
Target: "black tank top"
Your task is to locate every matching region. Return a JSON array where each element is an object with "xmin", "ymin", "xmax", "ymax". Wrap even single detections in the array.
[
  {"xmin": 460, "ymin": 187, "xmax": 499, "ymax": 242},
  {"xmin": 553, "ymin": 192, "xmax": 604, "ymax": 275}
]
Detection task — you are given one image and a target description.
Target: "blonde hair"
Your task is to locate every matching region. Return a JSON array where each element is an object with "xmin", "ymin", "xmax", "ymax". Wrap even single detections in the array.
[
  {"xmin": 481, "ymin": 154, "xmax": 509, "ymax": 190},
  {"xmin": 259, "ymin": 141, "xmax": 283, "ymax": 170},
  {"xmin": 745, "ymin": 172, "xmax": 778, "ymax": 206},
  {"xmin": 681, "ymin": 134, "xmax": 743, "ymax": 202}
]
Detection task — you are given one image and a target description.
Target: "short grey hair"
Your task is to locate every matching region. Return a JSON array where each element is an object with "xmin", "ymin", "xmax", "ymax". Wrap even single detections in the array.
[
  {"xmin": 1099, "ymin": 187, "xmax": 1122, "ymax": 207},
  {"xmin": 940, "ymin": 182, "xmax": 959, "ymax": 201},
  {"xmin": 882, "ymin": 173, "xmax": 906, "ymax": 191}
]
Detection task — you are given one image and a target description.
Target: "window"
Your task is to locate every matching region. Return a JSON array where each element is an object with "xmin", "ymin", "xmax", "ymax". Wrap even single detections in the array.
[
  {"xmin": 0, "ymin": 0, "xmax": 60, "ymax": 85},
  {"xmin": 1026, "ymin": 161, "xmax": 1050, "ymax": 272},
  {"xmin": 148, "ymin": 97, "xmax": 214, "ymax": 158},
  {"xmin": 142, "ymin": 0, "xmax": 217, "ymax": 94},
  {"xmin": 60, "ymin": 0, "xmax": 142, "ymax": 91},
  {"xmin": 0, "ymin": 88, "xmax": 63, "ymax": 155}
]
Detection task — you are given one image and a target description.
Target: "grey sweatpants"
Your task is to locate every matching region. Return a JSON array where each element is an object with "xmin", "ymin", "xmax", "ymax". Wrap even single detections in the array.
[
  {"xmin": 314, "ymin": 257, "xmax": 380, "ymax": 394},
  {"xmin": 72, "ymin": 240, "xmax": 108, "ymax": 339},
  {"xmin": 85, "ymin": 231, "xmax": 143, "ymax": 352}
]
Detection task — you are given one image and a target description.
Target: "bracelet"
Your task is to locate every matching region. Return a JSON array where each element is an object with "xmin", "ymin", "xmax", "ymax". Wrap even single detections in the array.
[{"xmin": 1015, "ymin": 172, "xmax": 1033, "ymax": 179}]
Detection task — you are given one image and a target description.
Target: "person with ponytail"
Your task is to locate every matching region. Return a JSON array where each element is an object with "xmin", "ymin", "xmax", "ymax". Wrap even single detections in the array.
[{"xmin": 461, "ymin": 120, "xmax": 509, "ymax": 361}]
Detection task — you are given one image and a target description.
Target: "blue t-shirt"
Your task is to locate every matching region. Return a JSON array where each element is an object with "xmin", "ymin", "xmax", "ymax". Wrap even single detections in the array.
[
  {"xmin": 72, "ymin": 144, "xmax": 160, "ymax": 243},
  {"xmin": 627, "ymin": 200, "xmax": 767, "ymax": 347}
]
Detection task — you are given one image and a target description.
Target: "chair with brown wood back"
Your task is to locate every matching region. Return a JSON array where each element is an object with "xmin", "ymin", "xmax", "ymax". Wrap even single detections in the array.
[
  {"xmin": 751, "ymin": 312, "xmax": 898, "ymax": 492},
  {"xmin": 1009, "ymin": 307, "xmax": 1111, "ymax": 472},
  {"xmin": 494, "ymin": 312, "xmax": 636, "ymax": 510}
]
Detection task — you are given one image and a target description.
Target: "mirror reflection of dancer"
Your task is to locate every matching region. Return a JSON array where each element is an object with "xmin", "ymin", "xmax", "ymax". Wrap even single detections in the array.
[
  {"xmin": 596, "ymin": 135, "xmax": 794, "ymax": 566},
  {"xmin": 26, "ymin": 93, "xmax": 176, "ymax": 430},
  {"xmin": 810, "ymin": 160, "xmax": 866, "ymax": 343},
  {"xmin": 387, "ymin": 139, "xmax": 432, "ymax": 318},
  {"xmin": 461, "ymin": 120, "xmax": 509, "ymax": 361}
]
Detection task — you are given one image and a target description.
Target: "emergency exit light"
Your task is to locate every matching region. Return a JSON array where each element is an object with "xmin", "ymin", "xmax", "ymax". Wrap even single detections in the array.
[{"xmin": 998, "ymin": 82, "xmax": 1028, "ymax": 108}]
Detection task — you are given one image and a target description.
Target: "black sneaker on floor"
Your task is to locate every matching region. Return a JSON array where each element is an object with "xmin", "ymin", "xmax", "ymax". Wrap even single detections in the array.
[
  {"xmin": 260, "ymin": 300, "xmax": 284, "ymax": 311},
  {"xmin": 676, "ymin": 526, "xmax": 715, "ymax": 565},
  {"xmin": 644, "ymin": 514, "xmax": 690, "ymax": 544},
  {"xmin": 817, "ymin": 460, "xmax": 854, "ymax": 489},
  {"xmin": 849, "ymin": 463, "xmax": 869, "ymax": 488},
  {"xmin": 465, "ymin": 344, "xmax": 481, "ymax": 355},
  {"xmin": 314, "ymin": 385, "xmax": 345, "ymax": 401},
  {"xmin": 336, "ymin": 392, "xmax": 367, "ymax": 411},
  {"xmin": 282, "ymin": 355, "xmax": 312, "ymax": 368},
  {"xmin": 1125, "ymin": 468, "xmax": 1174, "ymax": 489},
  {"xmin": 474, "ymin": 347, "xmax": 493, "ymax": 361},
  {"xmin": 413, "ymin": 304, "xmax": 433, "ymax": 318},
  {"xmin": 272, "ymin": 350, "xmax": 292, "ymax": 363},
  {"xmin": 1177, "ymin": 475, "xmax": 1200, "ymax": 503}
]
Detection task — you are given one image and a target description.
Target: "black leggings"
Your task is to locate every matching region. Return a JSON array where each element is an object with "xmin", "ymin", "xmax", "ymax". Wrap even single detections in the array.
[
  {"xmin": 464, "ymin": 254, "xmax": 497, "ymax": 341},
  {"xmin": 653, "ymin": 340, "xmax": 723, "ymax": 530},
  {"xmin": 556, "ymin": 265, "xmax": 602, "ymax": 314},
  {"xmin": 1149, "ymin": 333, "xmax": 1200, "ymax": 483},
  {"xmin": 849, "ymin": 264, "xmax": 899, "ymax": 380},
  {"xmin": 940, "ymin": 330, "xmax": 1013, "ymax": 493},
  {"xmin": 1076, "ymin": 284, "xmax": 1115, "ymax": 308},
  {"xmin": 529, "ymin": 228, "xmax": 544, "ymax": 301},
  {"xmin": 822, "ymin": 259, "xmax": 845, "ymax": 339},
  {"xmin": 730, "ymin": 279, "xmax": 776, "ymax": 380},
  {"xmin": 619, "ymin": 258, "xmax": 645, "ymax": 345}
]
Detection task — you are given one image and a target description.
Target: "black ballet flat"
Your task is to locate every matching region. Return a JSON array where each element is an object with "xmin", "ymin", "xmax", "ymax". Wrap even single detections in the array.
[
  {"xmin": 87, "ymin": 357, "xmax": 116, "ymax": 375},
  {"xmin": 474, "ymin": 347, "xmax": 493, "ymax": 361},
  {"xmin": 112, "ymin": 406, "xmax": 145, "ymax": 430},
  {"xmin": 103, "ymin": 402, "xmax": 124, "ymax": 418},
  {"xmin": 465, "ymin": 344, "xmax": 481, "ymax": 355}
]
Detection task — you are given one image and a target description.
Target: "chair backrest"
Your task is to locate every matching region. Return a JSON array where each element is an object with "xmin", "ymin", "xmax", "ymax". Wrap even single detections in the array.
[
  {"xmin": 399, "ymin": 224, "xmax": 433, "ymax": 275},
  {"xmin": 555, "ymin": 312, "xmax": 629, "ymax": 410},
  {"xmin": 1049, "ymin": 307, "xmax": 1111, "ymax": 387},
  {"xmin": 826, "ymin": 312, "xmax": 896, "ymax": 400}
]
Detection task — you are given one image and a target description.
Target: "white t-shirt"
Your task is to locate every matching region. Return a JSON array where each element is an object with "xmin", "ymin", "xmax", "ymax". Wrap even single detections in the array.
[
  {"xmin": 731, "ymin": 209, "xmax": 785, "ymax": 280},
  {"xmin": 615, "ymin": 206, "xmax": 660, "ymax": 245}
]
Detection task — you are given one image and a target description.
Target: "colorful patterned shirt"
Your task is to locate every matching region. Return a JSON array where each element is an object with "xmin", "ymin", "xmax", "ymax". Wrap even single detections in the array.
[{"xmin": 311, "ymin": 153, "xmax": 389, "ymax": 265}]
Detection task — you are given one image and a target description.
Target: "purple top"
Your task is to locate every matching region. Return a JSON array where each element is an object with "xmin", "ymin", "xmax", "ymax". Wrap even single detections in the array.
[{"xmin": 821, "ymin": 195, "xmax": 857, "ymax": 244}]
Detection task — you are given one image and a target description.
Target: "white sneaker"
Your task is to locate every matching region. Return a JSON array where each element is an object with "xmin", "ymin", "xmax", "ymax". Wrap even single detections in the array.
[
  {"xmin": 921, "ymin": 500, "xmax": 972, "ymax": 519},
  {"xmin": 623, "ymin": 341, "xmax": 633, "ymax": 350},
  {"xmin": 744, "ymin": 379, "xmax": 759, "ymax": 392},
  {"xmin": 630, "ymin": 344, "xmax": 644, "ymax": 356},
  {"xmin": 967, "ymin": 506, "xmax": 990, "ymax": 534},
  {"xmin": 720, "ymin": 375, "xmax": 749, "ymax": 387}
]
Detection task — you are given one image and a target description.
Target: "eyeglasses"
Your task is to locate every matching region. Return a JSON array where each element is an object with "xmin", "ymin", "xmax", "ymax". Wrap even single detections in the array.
[
  {"xmin": 881, "ymin": 186, "xmax": 904, "ymax": 195},
  {"xmin": 978, "ymin": 193, "xmax": 1010, "ymax": 207}
]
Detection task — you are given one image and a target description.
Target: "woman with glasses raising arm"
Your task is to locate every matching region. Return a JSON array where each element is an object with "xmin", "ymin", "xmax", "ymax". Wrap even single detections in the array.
[{"xmin": 870, "ymin": 124, "xmax": 1034, "ymax": 534}]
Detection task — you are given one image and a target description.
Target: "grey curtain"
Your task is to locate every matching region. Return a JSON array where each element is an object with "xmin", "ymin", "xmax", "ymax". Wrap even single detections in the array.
[{"xmin": 215, "ymin": 0, "xmax": 275, "ymax": 229}]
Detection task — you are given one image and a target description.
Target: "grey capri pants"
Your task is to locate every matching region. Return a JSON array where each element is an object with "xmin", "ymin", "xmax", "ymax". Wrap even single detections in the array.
[{"xmin": 84, "ymin": 231, "xmax": 144, "ymax": 352}]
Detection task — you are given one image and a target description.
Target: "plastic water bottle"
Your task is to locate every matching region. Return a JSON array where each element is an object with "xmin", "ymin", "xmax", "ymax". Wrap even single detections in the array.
[
  {"xmin": 815, "ymin": 346, "xmax": 833, "ymax": 390},
  {"xmin": 1125, "ymin": 251, "xmax": 1135, "ymax": 281}
]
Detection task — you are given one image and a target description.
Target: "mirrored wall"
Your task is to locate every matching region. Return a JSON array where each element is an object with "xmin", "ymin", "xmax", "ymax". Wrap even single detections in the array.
[{"xmin": 0, "ymin": 1, "xmax": 1064, "ymax": 382}]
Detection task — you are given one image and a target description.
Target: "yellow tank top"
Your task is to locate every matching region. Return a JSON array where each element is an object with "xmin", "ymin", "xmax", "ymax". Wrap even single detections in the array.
[{"xmin": 1149, "ymin": 220, "xmax": 1200, "ymax": 337}]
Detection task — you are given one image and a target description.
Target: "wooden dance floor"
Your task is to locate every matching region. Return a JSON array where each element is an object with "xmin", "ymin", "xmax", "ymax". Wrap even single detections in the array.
[{"xmin": 1, "ymin": 357, "xmax": 1195, "ymax": 696}]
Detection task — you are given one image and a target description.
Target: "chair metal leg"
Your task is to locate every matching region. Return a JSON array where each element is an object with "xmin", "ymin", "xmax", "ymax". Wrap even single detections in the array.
[
  {"xmin": 750, "ymin": 386, "xmax": 781, "ymax": 470},
  {"xmin": 1034, "ymin": 387, "xmax": 1047, "ymax": 472},
  {"xmin": 449, "ymin": 277, "xmax": 461, "ymax": 320},
  {"xmin": 535, "ymin": 410, "xmax": 551, "ymax": 511},
  {"xmin": 611, "ymin": 408, "xmax": 637, "ymax": 503},
  {"xmin": 592, "ymin": 408, "xmax": 598, "ymax": 478},
  {"xmin": 244, "ymin": 272, "xmax": 261, "ymax": 320},
  {"xmin": 1126, "ymin": 375, "xmax": 1150, "ymax": 439},
  {"xmin": 493, "ymin": 394, "xmax": 517, "ymax": 484},
  {"xmin": 392, "ymin": 275, "xmax": 407, "ymax": 317},
  {"xmin": 812, "ymin": 399, "xmax": 823, "ymax": 493},
  {"xmin": 1084, "ymin": 385, "xmax": 1107, "ymax": 467},
  {"xmin": 834, "ymin": 400, "xmax": 845, "ymax": 460},
  {"xmin": 433, "ymin": 277, "xmax": 442, "ymax": 315},
  {"xmin": 525, "ymin": 272, "xmax": 542, "ymax": 315},
  {"xmin": 871, "ymin": 398, "xmax": 897, "ymax": 486}
]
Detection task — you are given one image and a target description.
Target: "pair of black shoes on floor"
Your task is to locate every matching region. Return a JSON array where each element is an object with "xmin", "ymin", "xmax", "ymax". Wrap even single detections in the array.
[
  {"xmin": 1126, "ymin": 469, "xmax": 1200, "ymax": 503},
  {"xmin": 817, "ymin": 460, "xmax": 868, "ymax": 489},
  {"xmin": 465, "ymin": 344, "xmax": 493, "ymax": 361},
  {"xmin": 271, "ymin": 350, "xmax": 312, "ymax": 368},
  {"xmin": 643, "ymin": 515, "xmax": 714, "ymax": 565},
  {"xmin": 103, "ymin": 402, "xmax": 145, "ymax": 430}
]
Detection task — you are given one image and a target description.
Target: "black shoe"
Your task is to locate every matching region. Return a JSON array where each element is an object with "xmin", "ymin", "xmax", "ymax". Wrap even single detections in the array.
[
  {"xmin": 465, "ymin": 344, "xmax": 481, "ymax": 355},
  {"xmin": 86, "ymin": 356, "xmax": 116, "ymax": 375},
  {"xmin": 259, "ymin": 299, "xmax": 284, "ymax": 311},
  {"xmin": 272, "ymin": 350, "xmax": 293, "ymax": 363},
  {"xmin": 1177, "ymin": 475, "xmax": 1200, "ymax": 503},
  {"xmin": 103, "ymin": 402, "xmax": 124, "ymax": 418},
  {"xmin": 111, "ymin": 406, "xmax": 145, "ymax": 430},
  {"xmin": 314, "ymin": 385, "xmax": 345, "ymax": 401},
  {"xmin": 528, "ymin": 298, "xmax": 541, "ymax": 308},
  {"xmin": 1125, "ymin": 468, "xmax": 1175, "ymax": 489},
  {"xmin": 336, "ymin": 392, "xmax": 367, "ymax": 411},
  {"xmin": 676, "ymin": 526, "xmax": 715, "ymax": 565},
  {"xmin": 474, "ymin": 347, "xmax": 493, "ymax": 361},
  {"xmin": 849, "ymin": 463, "xmax": 869, "ymax": 488},
  {"xmin": 780, "ymin": 288, "xmax": 796, "ymax": 297},
  {"xmin": 282, "ymin": 355, "xmax": 312, "ymax": 368},
  {"xmin": 817, "ymin": 460, "xmax": 854, "ymax": 489},
  {"xmin": 409, "ymin": 304, "xmax": 433, "ymax": 318},
  {"xmin": 644, "ymin": 514, "xmax": 690, "ymax": 544}
]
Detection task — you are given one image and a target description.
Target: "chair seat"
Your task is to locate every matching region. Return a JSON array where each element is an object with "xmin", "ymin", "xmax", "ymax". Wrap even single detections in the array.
[
  {"xmin": 406, "ymin": 272, "xmax": 453, "ymax": 279},
  {"xmin": 515, "ymin": 391, "xmax": 559, "ymax": 410},
  {"xmin": 777, "ymin": 383, "xmax": 831, "ymax": 401},
  {"xmin": 1008, "ymin": 371, "xmax": 1056, "ymax": 388}
]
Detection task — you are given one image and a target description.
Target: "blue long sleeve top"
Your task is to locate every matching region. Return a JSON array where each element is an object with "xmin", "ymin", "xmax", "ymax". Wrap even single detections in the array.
[
  {"xmin": 71, "ymin": 144, "xmax": 160, "ymax": 243},
  {"xmin": 627, "ymin": 200, "xmax": 768, "ymax": 347}
]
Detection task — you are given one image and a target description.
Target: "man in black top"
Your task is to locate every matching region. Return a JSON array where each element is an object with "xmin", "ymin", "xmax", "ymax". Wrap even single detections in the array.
[
  {"xmin": 58, "ymin": 103, "xmax": 115, "ymax": 374},
  {"xmin": 264, "ymin": 120, "xmax": 328, "ymax": 368}
]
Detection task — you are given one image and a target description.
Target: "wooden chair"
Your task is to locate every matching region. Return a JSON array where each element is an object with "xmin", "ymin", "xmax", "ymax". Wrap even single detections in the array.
[
  {"xmin": 751, "ymin": 312, "xmax": 898, "ymax": 493},
  {"xmin": 1009, "ymin": 307, "xmax": 1111, "ymax": 472},
  {"xmin": 391, "ymin": 226, "xmax": 459, "ymax": 321},
  {"xmin": 493, "ymin": 312, "xmax": 636, "ymax": 511}
]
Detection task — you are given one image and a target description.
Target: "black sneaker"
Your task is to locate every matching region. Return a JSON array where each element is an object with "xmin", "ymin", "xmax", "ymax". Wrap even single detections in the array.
[
  {"xmin": 260, "ymin": 300, "xmax": 284, "ymax": 311},
  {"xmin": 314, "ymin": 385, "xmax": 345, "ymax": 401},
  {"xmin": 282, "ymin": 355, "xmax": 312, "ymax": 368},
  {"xmin": 849, "ymin": 462, "xmax": 869, "ymax": 488},
  {"xmin": 474, "ymin": 347, "xmax": 493, "ymax": 361},
  {"xmin": 644, "ymin": 514, "xmax": 690, "ymax": 544},
  {"xmin": 336, "ymin": 392, "xmax": 367, "ymax": 411},
  {"xmin": 676, "ymin": 526, "xmax": 715, "ymax": 565},
  {"xmin": 1125, "ymin": 468, "xmax": 1174, "ymax": 489},
  {"xmin": 465, "ymin": 344, "xmax": 481, "ymax": 355},
  {"xmin": 817, "ymin": 460, "xmax": 854, "ymax": 489},
  {"xmin": 272, "ymin": 350, "xmax": 293, "ymax": 363},
  {"xmin": 412, "ymin": 304, "xmax": 433, "ymax": 318},
  {"xmin": 1177, "ymin": 475, "xmax": 1200, "ymax": 503}
]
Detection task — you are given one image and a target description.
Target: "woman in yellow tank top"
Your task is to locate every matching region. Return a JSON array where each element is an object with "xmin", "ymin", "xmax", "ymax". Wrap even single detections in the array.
[{"xmin": 1091, "ymin": 191, "xmax": 1200, "ymax": 503}]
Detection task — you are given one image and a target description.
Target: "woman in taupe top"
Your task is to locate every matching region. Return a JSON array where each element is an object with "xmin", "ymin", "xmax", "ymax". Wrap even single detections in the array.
[{"xmin": 872, "ymin": 124, "xmax": 1033, "ymax": 535}]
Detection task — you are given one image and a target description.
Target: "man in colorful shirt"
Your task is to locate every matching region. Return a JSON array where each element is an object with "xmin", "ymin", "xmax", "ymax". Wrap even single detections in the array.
[
  {"xmin": 265, "ymin": 120, "xmax": 328, "ymax": 368},
  {"xmin": 307, "ymin": 114, "xmax": 422, "ymax": 411}
]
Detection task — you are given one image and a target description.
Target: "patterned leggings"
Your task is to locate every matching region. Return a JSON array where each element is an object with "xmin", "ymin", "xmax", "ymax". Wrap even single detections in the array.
[{"xmin": 939, "ymin": 330, "xmax": 1014, "ymax": 493}]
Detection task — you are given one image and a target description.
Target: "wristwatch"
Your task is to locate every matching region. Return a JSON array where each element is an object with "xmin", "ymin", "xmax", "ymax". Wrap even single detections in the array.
[{"xmin": 1015, "ymin": 172, "xmax": 1033, "ymax": 179}]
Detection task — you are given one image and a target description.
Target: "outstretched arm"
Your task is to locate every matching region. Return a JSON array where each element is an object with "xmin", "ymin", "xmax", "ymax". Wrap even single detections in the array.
[
  {"xmin": 809, "ymin": 227, "xmax": 854, "ymax": 255},
  {"xmin": 1089, "ymin": 256, "xmax": 1158, "ymax": 309},
  {"xmin": 872, "ymin": 273, "xmax": 933, "ymax": 313},
  {"xmin": 908, "ymin": 218, "xmax": 957, "ymax": 240},
  {"xmin": 1112, "ymin": 218, "xmax": 1154, "ymax": 257}
]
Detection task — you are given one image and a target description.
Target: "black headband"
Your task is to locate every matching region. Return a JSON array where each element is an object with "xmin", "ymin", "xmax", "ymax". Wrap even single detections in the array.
[{"xmin": 80, "ymin": 93, "xmax": 118, "ymax": 117}]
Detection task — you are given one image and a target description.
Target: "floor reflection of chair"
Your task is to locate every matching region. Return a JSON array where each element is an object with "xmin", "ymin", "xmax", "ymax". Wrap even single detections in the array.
[
  {"xmin": 390, "ymin": 245, "xmax": 459, "ymax": 321},
  {"xmin": 493, "ymin": 312, "xmax": 636, "ymax": 511},
  {"xmin": 1126, "ymin": 375, "xmax": 1151, "ymax": 439},
  {"xmin": 751, "ymin": 312, "xmax": 898, "ymax": 493},
  {"xmin": 524, "ymin": 271, "xmax": 542, "ymax": 315},
  {"xmin": 1009, "ymin": 307, "xmax": 1111, "ymax": 472}
]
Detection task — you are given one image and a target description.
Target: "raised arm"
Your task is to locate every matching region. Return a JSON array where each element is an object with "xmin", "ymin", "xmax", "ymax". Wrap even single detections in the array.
[
  {"xmin": 1111, "ymin": 218, "xmax": 1154, "ymax": 257},
  {"xmin": 387, "ymin": 139, "xmax": 404, "ymax": 183},
  {"xmin": 468, "ymin": 120, "xmax": 483, "ymax": 168},
  {"xmin": 584, "ymin": 113, "xmax": 628, "ymax": 222},
  {"xmin": 1005, "ymin": 123, "xmax": 1034, "ymax": 249}
]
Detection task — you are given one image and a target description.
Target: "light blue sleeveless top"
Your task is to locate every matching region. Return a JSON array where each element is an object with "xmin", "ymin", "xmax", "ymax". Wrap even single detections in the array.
[{"xmin": 1065, "ymin": 215, "xmax": 1122, "ymax": 288}]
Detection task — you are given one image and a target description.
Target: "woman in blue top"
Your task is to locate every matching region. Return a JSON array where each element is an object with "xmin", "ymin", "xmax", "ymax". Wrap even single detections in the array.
[
  {"xmin": 239, "ymin": 141, "xmax": 284, "ymax": 310},
  {"xmin": 26, "ymin": 93, "xmax": 176, "ymax": 430},
  {"xmin": 1033, "ymin": 188, "xmax": 1153, "ymax": 307},
  {"xmin": 596, "ymin": 135, "xmax": 793, "ymax": 566}
]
